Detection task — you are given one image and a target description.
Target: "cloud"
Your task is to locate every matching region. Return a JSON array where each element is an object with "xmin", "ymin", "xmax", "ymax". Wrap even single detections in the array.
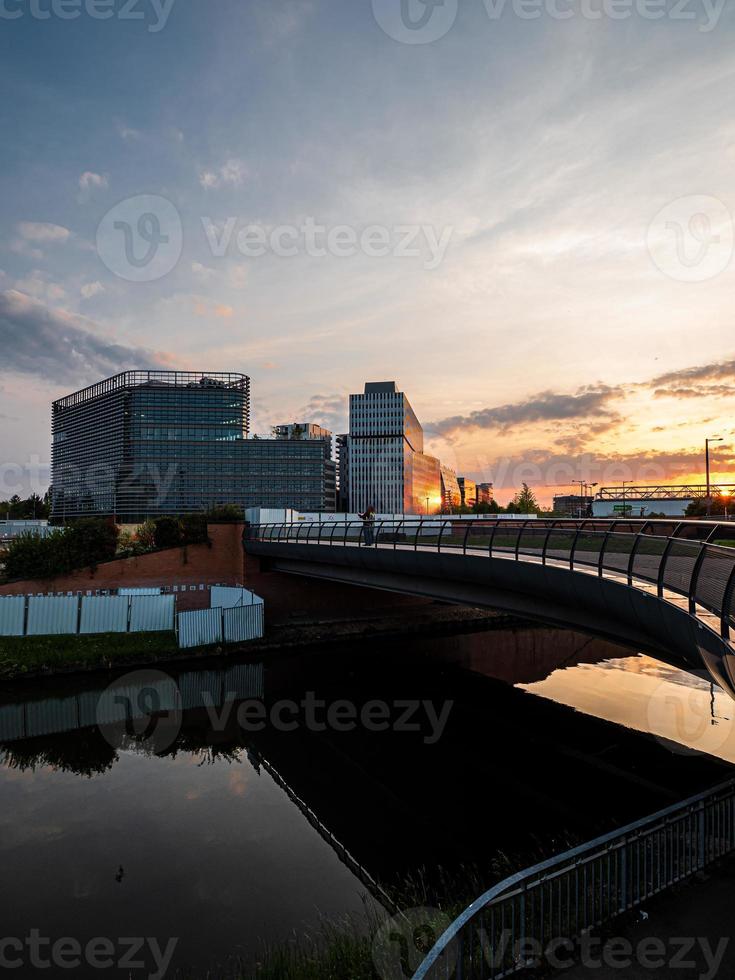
[
  {"xmin": 191, "ymin": 261, "xmax": 217, "ymax": 280},
  {"xmin": 78, "ymin": 171, "xmax": 109, "ymax": 203},
  {"xmin": 649, "ymin": 357, "xmax": 735, "ymax": 388},
  {"xmin": 430, "ymin": 386, "xmax": 622, "ymax": 438},
  {"xmin": 0, "ymin": 290, "xmax": 168, "ymax": 384},
  {"xmin": 653, "ymin": 385, "xmax": 735, "ymax": 400},
  {"xmin": 117, "ymin": 122, "xmax": 142, "ymax": 141},
  {"xmin": 14, "ymin": 270, "xmax": 66, "ymax": 303},
  {"xmin": 298, "ymin": 393, "xmax": 348, "ymax": 433},
  {"xmin": 16, "ymin": 222, "xmax": 71, "ymax": 244},
  {"xmin": 79, "ymin": 171, "xmax": 108, "ymax": 191},
  {"xmin": 80, "ymin": 281, "xmax": 105, "ymax": 300},
  {"xmin": 199, "ymin": 158, "xmax": 248, "ymax": 189},
  {"xmin": 10, "ymin": 221, "xmax": 71, "ymax": 259}
]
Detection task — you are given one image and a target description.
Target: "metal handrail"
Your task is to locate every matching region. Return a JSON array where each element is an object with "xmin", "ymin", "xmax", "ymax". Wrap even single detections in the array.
[
  {"xmin": 412, "ymin": 777, "xmax": 735, "ymax": 979},
  {"xmin": 244, "ymin": 518, "xmax": 735, "ymax": 644}
]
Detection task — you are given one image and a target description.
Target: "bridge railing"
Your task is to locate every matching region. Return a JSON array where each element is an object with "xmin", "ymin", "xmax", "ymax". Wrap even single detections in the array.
[
  {"xmin": 410, "ymin": 777, "xmax": 735, "ymax": 980},
  {"xmin": 245, "ymin": 519, "xmax": 735, "ymax": 642}
]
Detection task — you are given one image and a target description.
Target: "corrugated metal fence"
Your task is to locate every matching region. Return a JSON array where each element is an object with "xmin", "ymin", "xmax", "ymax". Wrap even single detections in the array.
[
  {"xmin": 178, "ymin": 588, "xmax": 265, "ymax": 649},
  {"xmin": 0, "ymin": 593, "xmax": 175, "ymax": 638}
]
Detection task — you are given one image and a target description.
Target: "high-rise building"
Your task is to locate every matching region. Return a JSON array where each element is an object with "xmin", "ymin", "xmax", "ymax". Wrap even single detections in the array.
[
  {"xmin": 336, "ymin": 434, "xmax": 350, "ymax": 512},
  {"xmin": 440, "ymin": 465, "xmax": 462, "ymax": 511},
  {"xmin": 476, "ymin": 482, "xmax": 494, "ymax": 505},
  {"xmin": 348, "ymin": 381, "xmax": 441, "ymax": 514},
  {"xmin": 458, "ymin": 477, "xmax": 477, "ymax": 509},
  {"xmin": 51, "ymin": 371, "xmax": 335, "ymax": 522}
]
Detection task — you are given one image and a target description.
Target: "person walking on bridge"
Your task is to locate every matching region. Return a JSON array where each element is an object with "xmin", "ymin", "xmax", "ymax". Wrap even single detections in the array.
[{"xmin": 359, "ymin": 506, "xmax": 376, "ymax": 546}]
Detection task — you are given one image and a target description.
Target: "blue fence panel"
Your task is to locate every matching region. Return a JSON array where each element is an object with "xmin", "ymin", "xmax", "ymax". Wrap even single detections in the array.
[
  {"xmin": 178, "ymin": 608, "xmax": 223, "ymax": 649},
  {"xmin": 26, "ymin": 596, "xmax": 78, "ymax": 636},
  {"xmin": 223, "ymin": 604, "xmax": 264, "ymax": 644},
  {"xmin": 129, "ymin": 594, "xmax": 175, "ymax": 633},
  {"xmin": 79, "ymin": 596, "xmax": 129, "ymax": 634},
  {"xmin": 0, "ymin": 596, "xmax": 26, "ymax": 636}
]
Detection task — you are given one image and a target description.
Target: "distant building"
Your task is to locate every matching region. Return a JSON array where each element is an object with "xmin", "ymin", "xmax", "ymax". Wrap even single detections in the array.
[
  {"xmin": 336, "ymin": 434, "xmax": 349, "ymax": 512},
  {"xmin": 273, "ymin": 422, "xmax": 332, "ymax": 441},
  {"xmin": 476, "ymin": 482, "xmax": 494, "ymax": 505},
  {"xmin": 441, "ymin": 465, "xmax": 462, "ymax": 511},
  {"xmin": 348, "ymin": 381, "xmax": 441, "ymax": 514},
  {"xmin": 51, "ymin": 371, "xmax": 335, "ymax": 522},
  {"xmin": 553, "ymin": 494, "xmax": 593, "ymax": 517},
  {"xmin": 458, "ymin": 477, "xmax": 477, "ymax": 509}
]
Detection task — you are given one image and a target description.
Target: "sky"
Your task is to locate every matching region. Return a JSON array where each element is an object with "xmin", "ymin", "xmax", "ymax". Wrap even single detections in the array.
[{"xmin": 1, "ymin": 0, "xmax": 734, "ymax": 505}]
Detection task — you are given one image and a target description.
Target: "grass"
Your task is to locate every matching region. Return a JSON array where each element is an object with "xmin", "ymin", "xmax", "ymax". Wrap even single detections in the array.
[
  {"xmin": 182, "ymin": 861, "xmax": 536, "ymax": 980},
  {"xmin": 0, "ymin": 630, "xmax": 177, "ymax": 678}
]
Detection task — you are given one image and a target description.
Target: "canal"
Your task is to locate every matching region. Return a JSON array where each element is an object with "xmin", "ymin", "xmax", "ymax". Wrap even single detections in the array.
[{"xmin": 0, "ymin": 623, "xmax": 733, "ymax": 978}]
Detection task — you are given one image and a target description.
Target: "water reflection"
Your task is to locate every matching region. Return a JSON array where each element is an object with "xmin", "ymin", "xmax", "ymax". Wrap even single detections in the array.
[{"xmin": 0, "ymin": 625, "xmax": 733, "ymax": 978}]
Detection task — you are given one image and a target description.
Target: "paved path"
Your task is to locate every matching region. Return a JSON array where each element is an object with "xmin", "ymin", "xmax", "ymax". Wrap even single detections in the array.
[{"xmin": 562, "ymin": 859, "xmax": 735, "ymax": 978}]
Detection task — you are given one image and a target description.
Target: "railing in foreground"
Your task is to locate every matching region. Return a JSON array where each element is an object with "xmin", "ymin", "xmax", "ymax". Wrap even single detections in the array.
[
  {"xmin": 412, "ymin": 778, "xmax": 735, "ymax": 979},
  {"xmin": 245, "ymin": 518, "xmax": 735, "ymax": 642}
]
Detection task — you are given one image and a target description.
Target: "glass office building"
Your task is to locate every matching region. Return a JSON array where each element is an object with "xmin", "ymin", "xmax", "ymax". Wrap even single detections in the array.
[
  {"xmin": 348, "ymin": 381, "xmax": 441, "ymax": 514},
  {"xmin": 51, "ymin": 371, "xmax": 335, "ymax": 522}
]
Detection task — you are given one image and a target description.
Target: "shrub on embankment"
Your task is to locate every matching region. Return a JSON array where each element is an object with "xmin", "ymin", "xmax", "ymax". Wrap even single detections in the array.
[{"xmin": 2, "ymin": 518, "xmax": 119, "ymax": 582}]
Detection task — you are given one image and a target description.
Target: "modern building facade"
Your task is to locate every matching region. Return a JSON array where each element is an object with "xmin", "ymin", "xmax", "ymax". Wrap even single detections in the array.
[
  {"xmin": 348, "ymin": 381, "xmax": 441, "ymax": 514},
  {"xmin": 440, "ymin": 465, "xmax": 462, "ymax": 511},
  {"xmin": 476, "ymin": 482, "xmax": 494, "ymax": 505},
  {"xmin": 273, "ymin": 422, "xmax": 332, "ymax": 441},
  {"xmin": 458, "ymin": 477, "xmax": 477, "ymax": 509},
  {"xmin": 336, "ymin": 434, "xmax": 350, "ymax": 512},
  {"xmin": 51, "ymin": 371, "xmax": 335, "ymax": 522},
  {"xmin": 553, "ymin": 494, "xmax": 594, "ymax": 517}
]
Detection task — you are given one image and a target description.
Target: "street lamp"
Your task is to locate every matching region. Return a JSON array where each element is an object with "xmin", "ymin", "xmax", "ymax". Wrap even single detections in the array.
[{"xmin": 705, "ymin": 436, "xmax": 723, "ymax": 505}]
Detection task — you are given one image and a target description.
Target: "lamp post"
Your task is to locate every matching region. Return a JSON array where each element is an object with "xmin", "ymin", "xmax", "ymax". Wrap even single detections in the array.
[
  {"xmin": 425, "ymin": 495, "xmax": 430, "ymax": 515},
  {"xmin": 706, "ymin": 436, "xmax": 723, "ymax": 512}
]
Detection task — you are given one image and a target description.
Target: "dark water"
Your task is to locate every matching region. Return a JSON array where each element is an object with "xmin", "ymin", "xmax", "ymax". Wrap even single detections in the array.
[{"xmin": 1, "ymin": 625, "xmax": 733, "ymax": 978}]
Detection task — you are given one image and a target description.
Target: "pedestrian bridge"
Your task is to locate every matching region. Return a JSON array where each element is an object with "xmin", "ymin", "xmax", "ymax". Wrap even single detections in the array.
[{"xmin": 245, "ymin": 518, "xmax": 735, "ymax": 699}]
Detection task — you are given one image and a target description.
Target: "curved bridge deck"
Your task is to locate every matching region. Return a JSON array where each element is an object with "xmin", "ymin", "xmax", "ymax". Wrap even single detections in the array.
[{"xmin": 245, "ymin": 518, "xmax": 735, "ymax": 697}]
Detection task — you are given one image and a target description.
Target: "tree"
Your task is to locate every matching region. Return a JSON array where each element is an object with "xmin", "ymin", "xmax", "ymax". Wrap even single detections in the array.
[
  {"xmin": 510, "ymin": 483, "xmax": 541, "ymax": 515},
  {"xmin": 686, "ymin": 496, "xmax": 731, "ymax": 517}
]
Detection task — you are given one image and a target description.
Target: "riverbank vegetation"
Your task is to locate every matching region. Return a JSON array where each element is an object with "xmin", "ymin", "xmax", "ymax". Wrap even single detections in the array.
[{"xmin": 0, "ymin": 631, "xmax": 176, "ymax": 677}]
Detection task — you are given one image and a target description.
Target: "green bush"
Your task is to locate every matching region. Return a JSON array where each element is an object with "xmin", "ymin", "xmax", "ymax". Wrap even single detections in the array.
[
  {"xmin": 180, "ymin": 513, "xmax": 209, "ymax": 544},
  {"xmin": 152, "ymin": 516, "xmax": 182, "ymax": 549},
  {"xmin": 136, "ymin": 520, "xmax": 157, "ymax": 550},
  {"xmin": 3, "ymin": 518, "xmax": 118, "ymax": 581},
  {"xmin": 207, "ymin": 503, "xmax": 244, "ymax": 522}
]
